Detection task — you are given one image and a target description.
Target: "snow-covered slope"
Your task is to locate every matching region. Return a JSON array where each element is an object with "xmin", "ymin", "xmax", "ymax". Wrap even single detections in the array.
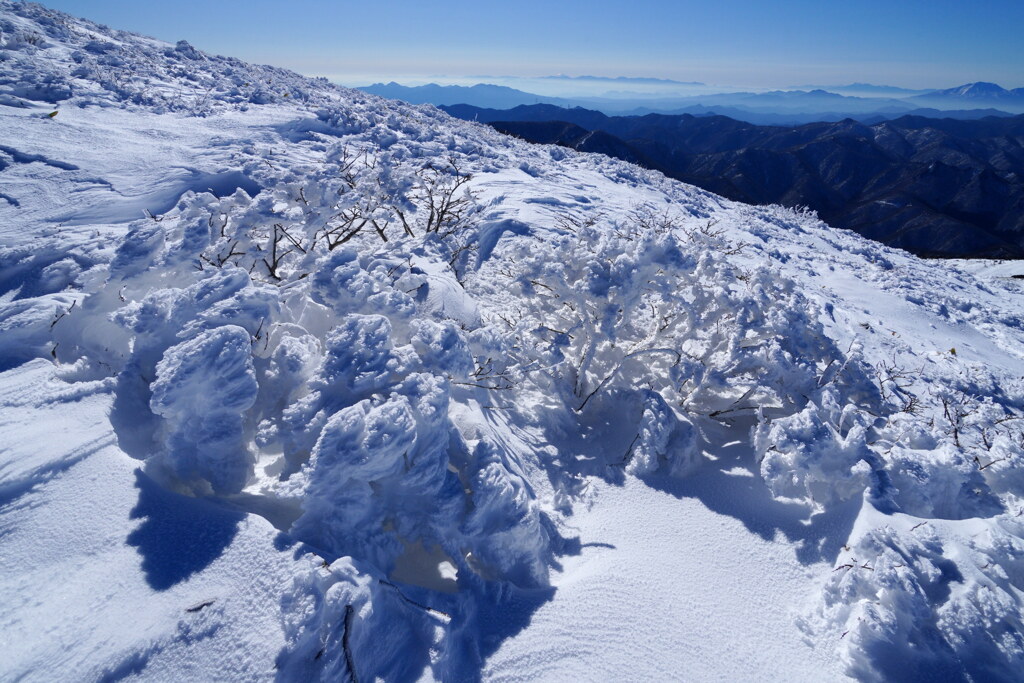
[{"xmin": 2, "ymin": 3, "xmax": 1024, "ymax": 681}]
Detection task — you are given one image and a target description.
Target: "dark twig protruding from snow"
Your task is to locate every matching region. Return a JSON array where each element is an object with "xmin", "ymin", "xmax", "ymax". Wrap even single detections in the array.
[
  {"xmin": 342, "ymin": 604, "xmax": 358, "ymax": 683},
  {"xmin": 50, "ymin": 300, "xmax": 76, "ymax": 329},
  {"xmin": 378, "ymin": 579, "xmax": 452, "ymax": 621},
  {"xmin": 185, "ymin": 598, "xmax": 216, "ymax": 613}
]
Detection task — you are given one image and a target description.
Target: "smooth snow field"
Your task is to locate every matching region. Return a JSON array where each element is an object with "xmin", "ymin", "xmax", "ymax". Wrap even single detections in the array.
[{"xmin": 2, "ymin": 3, "xmax": 1024, "ymax": 681}]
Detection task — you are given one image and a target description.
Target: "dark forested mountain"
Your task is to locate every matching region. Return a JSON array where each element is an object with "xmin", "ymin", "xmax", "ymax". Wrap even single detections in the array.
[{"xmin": 443, "ymin": 104, "xmax": 1024, "ymax": 257}]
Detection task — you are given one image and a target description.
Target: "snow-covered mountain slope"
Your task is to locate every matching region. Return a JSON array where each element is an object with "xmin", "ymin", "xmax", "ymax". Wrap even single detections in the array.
[{"xmin": 2, "ymin": 3, "xmax": 1024, "ymax": 681}]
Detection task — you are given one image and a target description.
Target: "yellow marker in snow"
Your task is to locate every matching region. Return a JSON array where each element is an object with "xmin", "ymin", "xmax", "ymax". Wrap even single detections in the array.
[{"xmin": 47, "ymin": 111, "xmax": 58, "ymax": 118}]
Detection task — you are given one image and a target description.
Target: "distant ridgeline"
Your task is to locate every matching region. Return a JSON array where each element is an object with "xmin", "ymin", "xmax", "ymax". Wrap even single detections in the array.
[{"xmin": 442, "ymin": 104, "xmax": 1024, "ymax": 258}]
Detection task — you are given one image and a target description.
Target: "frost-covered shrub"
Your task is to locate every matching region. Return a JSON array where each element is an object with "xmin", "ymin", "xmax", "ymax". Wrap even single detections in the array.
[
  {"xmin": 981, "ymin": 432, "xmax": 1024, "ymax": 496},
  {"xmin": 0, "ymin": 295, "xmax": 76, "ymax": 370},
  {"xmin": 462, "ymin": 439, "xmax": 550, "ymax": 587},
  {"xmin": 277, "ymin": 556, "xmax": 436, "ymax": 682},
  {"xmin": 275, "ymin": 315, "xmax": 550, "ymax": 587},
  {"xmin": 56, "ymin": 185, "xmax": 556, "ymax": 617},
  {"xmin": 55, "ymin": 136, "xmax": 551, "ymax": 611},
  {"xmin": 410, "ymin": 318, "xmax": 474, "ymax": 378},
  {"xmin": 38, "ymin": 257, "xmax": 82, "ymax": 292},
  {"xmin": 254, "ymin": 331, "xmax": 320, "ymax": 424},
  {"xmin": 754, "ymin": 387, "xmax": 886, "ymax": 508},
  {"xmin": 112, "ymin": 267, "xmax": 258, "ymax": 370},
  {"xmin": 150, "ymin": 325, "xmax": 258, "ymax": 493},
  {"xmin": 803, "ymin": 515, "xmax": 1024, "ymax": 681},
  {"xmin": 289, "ymin": 373, "xmax": 457, "ymax": 571},
  {"xmin": 2, "ymin": 30, "xmax": 46, "ymax": 51},
  {"xmin": 310, "ymin": 247, "xmax": 417, "ymax": 323},
  {"xmin": 860, "ymin": 374, "xmax": 1024, "ymax": 520},
  {"xmin": 474, "ymin": 210, "xmax": 881, "ymax": 493},
  {"xmin": 277, "ymin": 314, "xmax": 418, "ymax": 467},
  {"xmin": 109, "ymin": 222, "xmax": 166, "ymax": 280},
  {"xmin": 883, "ymin": 440, "xmax": 1002, "ymax": 519},
  {"xmin": 120, "ymin": 139, "xmax": 485, "ymax": 295},
  {"xmin": 626, "ymin": 390, "xmax": 699, "ymax": 478},
  {"xmin": 57, "ymin": 266, "xmax": 273, "ymax": 460}
]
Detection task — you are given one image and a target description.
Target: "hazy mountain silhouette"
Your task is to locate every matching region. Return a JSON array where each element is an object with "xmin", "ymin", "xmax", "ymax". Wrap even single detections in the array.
[
  {"xmin": 911, "ymin": 83, "xmax": 1024, "ymax": 112},
  {"xmin": 363, "ymin": 82, "xmax": 1017, "ymax": 125}
]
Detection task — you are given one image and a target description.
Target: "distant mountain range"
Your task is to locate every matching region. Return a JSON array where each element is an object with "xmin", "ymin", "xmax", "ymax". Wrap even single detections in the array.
[
  {"xmin": 651, "ymin": 104, "xmax": 1011, "ymax": 127},
  {"xmin": 360, "ymin": 81, "xmax": 1024, "ymax": 125},
  {"xmin": 360, "ymin": 82, "xmax": 564, "ymax": 110},
  {"xmin": 911, "ymin": 82, "xmax": 1024, "ymax": 109},
  {"xmin": 788, "ymin": 83, "xmax": 933, "ymax": 96},
  {"xmin": 534, "ymin": 75, "xmax": 706, "ymax": 86},
  {"xmin": 440, "ymin": 103, "xmax": 1024, "ymax": 258}
]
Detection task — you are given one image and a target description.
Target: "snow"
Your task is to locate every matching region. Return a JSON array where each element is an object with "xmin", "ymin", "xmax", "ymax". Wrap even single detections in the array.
[
  {"xmin": 0, "ymin": 360, "xmax": 297, "ymax": 681},
  {"xmin": 483, "ymin": 476, "xmax": 847, "ymax": 681},
  {"xmin": 150, "ymin": 324, "xmax": 260, "ymax": 495},
  {"xmin": 2, "ymin": 2, "xmax": 1024, "ymax": 680}
]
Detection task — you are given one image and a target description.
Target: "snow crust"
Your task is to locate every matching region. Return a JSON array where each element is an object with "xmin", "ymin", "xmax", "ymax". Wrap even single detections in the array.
[{"xmin": 3, "ymin": 2, "xmax": 1024, "ymax": 680}]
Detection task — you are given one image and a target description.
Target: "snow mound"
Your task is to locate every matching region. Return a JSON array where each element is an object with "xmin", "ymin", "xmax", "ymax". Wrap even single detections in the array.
[{"xmin": 150, "ymin": 324, "xmax": 259, "ymax": 494}]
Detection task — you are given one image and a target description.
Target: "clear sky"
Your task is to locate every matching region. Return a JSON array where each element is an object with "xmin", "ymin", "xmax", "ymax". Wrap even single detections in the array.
[{"xmin": 38, "ymin": 0, "xmax": 1024, "ymax": 90}]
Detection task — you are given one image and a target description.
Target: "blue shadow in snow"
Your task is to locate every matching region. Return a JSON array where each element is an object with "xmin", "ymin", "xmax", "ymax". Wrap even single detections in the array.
[
  {"xmin": 637, "ymin": 436, "xmax": 861, "ymax": 566},
  {"xmin": 126, "ymin": 469, "xmax": 243, "ymax": 590},
  {"xmin": 523, "ymin": 393, "xmax": 860, "ymax": 566}
]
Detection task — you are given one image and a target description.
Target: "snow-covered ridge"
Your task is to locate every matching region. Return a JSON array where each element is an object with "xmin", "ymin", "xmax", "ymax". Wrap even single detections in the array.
[
  {"xmin": 2, "ymin": 2, "xmax": 1024, "ymax": 680},
  {"xmin": 0, "ymin": 1, "xmax": 346, "ymax": 113}
]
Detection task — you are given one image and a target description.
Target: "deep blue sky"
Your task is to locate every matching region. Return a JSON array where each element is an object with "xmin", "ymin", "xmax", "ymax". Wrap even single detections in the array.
[{"xmin": 40, "ymin": 0, "xmax": 1024, "ymax": 89}]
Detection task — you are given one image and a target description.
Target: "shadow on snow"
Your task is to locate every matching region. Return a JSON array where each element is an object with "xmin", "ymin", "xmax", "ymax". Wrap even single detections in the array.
[{"xmin": 126, "ymin": 468, "xmax": 243, "ymax": 591}]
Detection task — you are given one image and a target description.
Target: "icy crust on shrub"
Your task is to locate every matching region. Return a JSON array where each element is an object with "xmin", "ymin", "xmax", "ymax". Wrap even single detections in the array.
[
  {"xmin": 290, "ymin": 372, "xmax": 456, "ymax": 572},
  {"xmin": 276, "ymin": 556, "xmax": 438, "ymax": 682},
  {"xmin": 801, "ymin": 505, "xmax": 1024, "ymax": 681},
  {"xmin": 150, "ymin": 325, "xmax": 258, "ymax": 494},
  {"xmin": 754, "ymin": 386, "xmax": 887, "ymax": 508},
  {"xmin": 36, "ymin": 116, "xmax": 554, "ymax": 676},
  {"xmin": 627, "ymin": 390, "xmax": 699, "ymax": 478},
  {"xmin": 797, "ymin": 363, "xmax": 1024, "ymax": 678},
  {"xmin": 473, "ymin": 213, "xmax": 885, "ymax": 490}
]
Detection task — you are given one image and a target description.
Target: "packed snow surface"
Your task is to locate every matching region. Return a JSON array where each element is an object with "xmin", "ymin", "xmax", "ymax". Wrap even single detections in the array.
[{"xmin": 2, "ymin": 3, "xmax": 1024, "ymax": 681}]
